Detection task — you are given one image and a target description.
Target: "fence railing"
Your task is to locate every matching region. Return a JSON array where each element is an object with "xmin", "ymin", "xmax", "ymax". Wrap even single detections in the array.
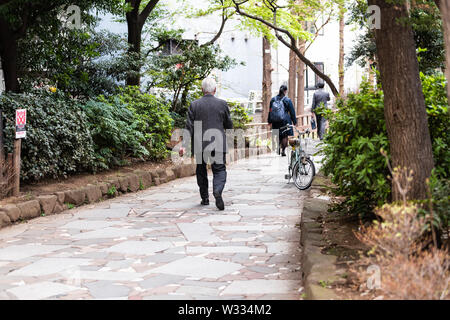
[
  {"xmin": 244, "ymin": 113, "xmax": 320, "ymax": 141},
  {"xmin": 297, "ymin": 113, "xmax": 318, "ymax": 140}
]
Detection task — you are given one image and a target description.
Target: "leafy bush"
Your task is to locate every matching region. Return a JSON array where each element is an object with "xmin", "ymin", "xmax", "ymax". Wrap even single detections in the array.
[
  {"xmin": 320, "ymin": 74, "xmax": 450, "ymax": 218},
  {"xmin": 421, "ymin": 73, "xmax": 450, "ymax": 179},
  {"xmin": 19, "ymin": 22, "xmax": 132, "ymax": 99},
  {"xmin": 229, "ymin": 102, "xmax": 253, "ymax": 130},
  {"xmin": 427, "ymin": 173, "xmax": 450, "ymax": 235},
  {"xmin": 320, "ymin": 81, "xmax": 390, "ymax": 217},
  {"xmin": 82, "ymin": 97, "xmax": 148, "ymax": 169},
  {"xmin": 107, "ymin": 87, "xmax": 173, "ymax": 160},
  {"xmin": 0, "ymin": 89, "xmax": 96, "ymax": 181}
]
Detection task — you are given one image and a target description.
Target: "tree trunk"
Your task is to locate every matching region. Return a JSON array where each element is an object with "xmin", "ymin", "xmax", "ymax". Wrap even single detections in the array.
[
  {"xmin": 262, "ymin": 36, "xmax": 272, "ymax": 126},
  {"xmin": 126, "ymin": 12, "xmax": 143, "ymax": 87},
  {"xmin": 338, "ymin": 7, "xmax": 345, "ymax": 96},
  {"xmin": 435, "ymin": 0, "xmax": 450, "ymax": 103},
  {"xmin": 368, "ymin": 0, "xmax": 434, "ymax": 201},
  {"xmin": 367, "ymin": 59, "xmax": 375, "ymax": 87},
  {"xmin": 0, "ymin": 26, "xmax": 19, "ymax": 93},
  {"xmin": 288, "ymin": 48, "xmax": 297, "ymax": 108},
  {"xmin": 296, "ymin": 40, "xmax": 306, "ymax": 116},
  {"xmin": 180, "ymin": 84, "xmax": 190, "ymax": 112}
]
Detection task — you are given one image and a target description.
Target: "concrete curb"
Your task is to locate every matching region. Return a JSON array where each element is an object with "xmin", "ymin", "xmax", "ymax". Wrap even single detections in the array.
[
  {"xmin": 0, "ymin": 147, "xmax": 271, "ymax": 230},
  {"xmin": 301, "ymin": 177, "xmax": 340, "ymax": 300}
]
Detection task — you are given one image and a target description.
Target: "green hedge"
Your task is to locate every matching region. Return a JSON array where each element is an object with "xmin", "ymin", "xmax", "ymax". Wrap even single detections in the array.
[
  {"xmin": 320, "ymin": 73, "xmax": 450, "ymax": 219},
  {"xmin": 112, "ymin": 87, "xmax": 173, "ymax": 160},
  {"xmin": 320, "ymin": 81, "xmax": 390, "ymax": 217},
  {"xmin": 82, "ymin": 98, "xmax": 149, "ymax": 170},
  {"xmin": 229, "ymin": 101, "xmax": 253, "ymax": 130},
  {"xmin": 0, "ymin": 90, "xmax": 96, "ymax": 181},
  {"xmin": 0, "ymin": 87, "xmax": 173, "ymax": 181}
]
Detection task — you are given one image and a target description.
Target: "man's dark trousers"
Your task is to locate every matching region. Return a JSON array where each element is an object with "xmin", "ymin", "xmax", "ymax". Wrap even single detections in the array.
[
  {"xmin": 195, "ymin": 152, "xmax": 227, "ymax": 200},
  {"xmin": 314, "ymin": 112, "xmax": 326, "ymax": 140}
]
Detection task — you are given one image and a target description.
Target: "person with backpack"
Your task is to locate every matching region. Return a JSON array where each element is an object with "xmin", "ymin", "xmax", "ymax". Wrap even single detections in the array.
[{"xmin": 268, "ymin": 85, "xmax": 297, "ymax": 157}]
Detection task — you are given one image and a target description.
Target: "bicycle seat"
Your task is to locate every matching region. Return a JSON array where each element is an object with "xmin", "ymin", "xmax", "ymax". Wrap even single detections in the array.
[{"xmin": 289, "ymin": 138, "xmax": 299, "ymax": 147}]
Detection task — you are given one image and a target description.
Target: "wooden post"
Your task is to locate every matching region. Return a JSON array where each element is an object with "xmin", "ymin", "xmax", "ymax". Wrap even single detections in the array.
[
  {"xmin": 12, "ymin": 139, "xmax": 21, "ymax": 196},
  {"xmin": 262, "ymin": 36, "xmax": 273, "ymax": 139}
]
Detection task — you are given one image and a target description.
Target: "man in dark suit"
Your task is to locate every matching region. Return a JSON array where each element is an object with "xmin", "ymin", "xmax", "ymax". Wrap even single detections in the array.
[
  {"xmin": 180, "ymin": 78, "xmax": 233, "ymax": 211},
  {"xmin": 312, "ymin": 83, "xmax": 331, "ymax": 141}
]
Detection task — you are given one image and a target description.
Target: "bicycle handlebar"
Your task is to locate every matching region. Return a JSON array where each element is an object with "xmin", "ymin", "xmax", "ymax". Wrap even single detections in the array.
[{"xmin": 280, "ymin": 125, "xmax": 310, "ymax": 136}]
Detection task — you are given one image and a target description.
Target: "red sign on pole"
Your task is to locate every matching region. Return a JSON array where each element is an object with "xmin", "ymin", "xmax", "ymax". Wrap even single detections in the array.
[{"xmin": 16, "ymin": 109, "xmax": 27, "ymax": 139}]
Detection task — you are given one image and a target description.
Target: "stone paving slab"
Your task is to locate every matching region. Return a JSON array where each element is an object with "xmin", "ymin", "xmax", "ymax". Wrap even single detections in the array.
[{"xmin": 0, "ymin": 151, "xmax": 323, "ymax": 300}]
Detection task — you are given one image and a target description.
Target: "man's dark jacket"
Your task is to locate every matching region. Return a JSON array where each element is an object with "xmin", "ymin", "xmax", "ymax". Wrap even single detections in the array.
[
  {"xmin": 312, "ymin": 88, "xmax": 331, "ymax": 111},
  {"xmin": 185, "ymin": 94, "xmax": 234, "ymax": 154}
]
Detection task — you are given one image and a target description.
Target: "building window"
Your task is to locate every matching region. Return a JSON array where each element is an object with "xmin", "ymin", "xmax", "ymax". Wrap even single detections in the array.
[
  {"xmin": 305, "ymin": 62, "xmax": 325, "ymax": 91},
  {"xmin": 314, "ymin": 62, "xmax": 325, "ymax": 87}
]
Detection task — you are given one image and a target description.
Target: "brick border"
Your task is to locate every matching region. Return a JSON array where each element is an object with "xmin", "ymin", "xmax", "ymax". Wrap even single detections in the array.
[{"xmin": 0, "ymin": 147, "xmax": 271, "ymax": 230}]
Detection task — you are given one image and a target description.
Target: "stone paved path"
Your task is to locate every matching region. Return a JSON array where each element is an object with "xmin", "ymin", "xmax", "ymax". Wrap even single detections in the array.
[{"xmin": 0, "ymin": 150, "xmax": 321, "ymax": 300}]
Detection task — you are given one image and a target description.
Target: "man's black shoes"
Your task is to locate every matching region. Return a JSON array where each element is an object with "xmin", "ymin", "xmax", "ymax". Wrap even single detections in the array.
[
  {"xmin": 201, "ymin": 199, "xmax": 210, "ymax": 206},
  {"xmin": 213, "ymin": 193, "xmax": 225, "ymax": 211}
]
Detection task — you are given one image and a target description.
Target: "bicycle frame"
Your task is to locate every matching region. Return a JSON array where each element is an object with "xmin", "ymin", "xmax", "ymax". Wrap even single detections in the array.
[{"xmin": 282, "ymin": 125, "xmax": 312, "ymax": 182}]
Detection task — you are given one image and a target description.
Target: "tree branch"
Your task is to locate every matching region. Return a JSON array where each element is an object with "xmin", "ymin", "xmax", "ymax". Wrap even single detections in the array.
[
  {"xmin": 232, "ymin": 0, "xmax": 339, "ymax": 96},
  {"xmin": 305, "ymin": 10, "xmax": 333, "ymax": 52},
  {"xmin": 140, "ymin": 0, "xmax": 159, "ymax": 26},
  {"xmin": 201, "ymin": 8, "xmax": 229, "ymax": 47}
]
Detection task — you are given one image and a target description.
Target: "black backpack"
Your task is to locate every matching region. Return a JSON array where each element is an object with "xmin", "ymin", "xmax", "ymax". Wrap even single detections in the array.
[{"xmin": 271, "ymin": 97, "xmax": 288, "ymax": 123}]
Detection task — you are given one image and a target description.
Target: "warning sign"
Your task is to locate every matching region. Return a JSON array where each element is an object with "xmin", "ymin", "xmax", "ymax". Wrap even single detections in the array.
[{"xmin": 16, "ymin": 109, "xmax": 26, "ymax": 139}]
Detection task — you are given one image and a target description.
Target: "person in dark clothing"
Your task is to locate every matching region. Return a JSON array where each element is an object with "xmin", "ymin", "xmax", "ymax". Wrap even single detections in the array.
[
  {"xmin": 311, "ymin": 82, "xmax": 331, "ymax": 141},
  {"xmin": 180, "ymin": 78, "xmax": 233, "ymax": 211},
  {"xmin": 268, "ymin": 85, "xmax": 297, "ymax": 157}
]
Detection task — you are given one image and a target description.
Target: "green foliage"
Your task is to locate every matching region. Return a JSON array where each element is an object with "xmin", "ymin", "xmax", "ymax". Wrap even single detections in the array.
[
  {"xmin": 19, "ymin": 28, "xmax": 133, "ymax": 99},
  {"xmin": 0, "ymin": 89, "xmax": 173, "ymax": 183},
  {"xmin": 107, "ymin": 186, "xmax": 117, "ymax": 197},
  {"xmin": 320, "ymin": 81, "xmax": 390, "ymax": 217},
  {"xmin": 321, "ymin": 73, "xmax": 450, "ymax": 217},
  {"xmin": 421, "ymin": 73, "xmax": 450, "ymax": 179},
  {"xmin": 347, "ymin": 1, "xmax": 445, "ymax": 74},
  {"xmin": 147, "ymin": 32, "xmax": 238, "ymax": 111},
  {"xmin": 229, "ymin": 102, "xmax": 253, "ymax": 130},
  {"xmin": 66, "ymin": 203, "xmax": 76, "ymax": 210},
  {"xmin": 81, "ymin": 97, "xmax": 148, "ymax": 169},
  {"xmin": 105, "ymin": 86, "xmax": 173, "ymax": 160},
  {"xmin": 411, "ymin": 8, "xmax": 446, "ymax": 74},
  {"xmin": 197, "ymin": 0, "xmax": 342, "ymax": 44},
  {"xmin": 427, "ymin": 173, "xmax": 450, "ymax": 232},
  {"xmin": 0, "ymin": 89, "xmax": 96, "ymax": 181}
]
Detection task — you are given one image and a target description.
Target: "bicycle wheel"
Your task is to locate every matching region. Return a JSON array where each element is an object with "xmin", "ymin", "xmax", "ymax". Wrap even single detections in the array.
[{"xmin": 292, "ymin": 158, "xmax": 315, "ymax": 190}]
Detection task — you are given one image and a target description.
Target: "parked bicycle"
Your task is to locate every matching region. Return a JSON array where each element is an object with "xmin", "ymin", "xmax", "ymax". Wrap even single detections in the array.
[{"xmin": 281, "ymin": 125, "xmax": 316, "ymax": 190}]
